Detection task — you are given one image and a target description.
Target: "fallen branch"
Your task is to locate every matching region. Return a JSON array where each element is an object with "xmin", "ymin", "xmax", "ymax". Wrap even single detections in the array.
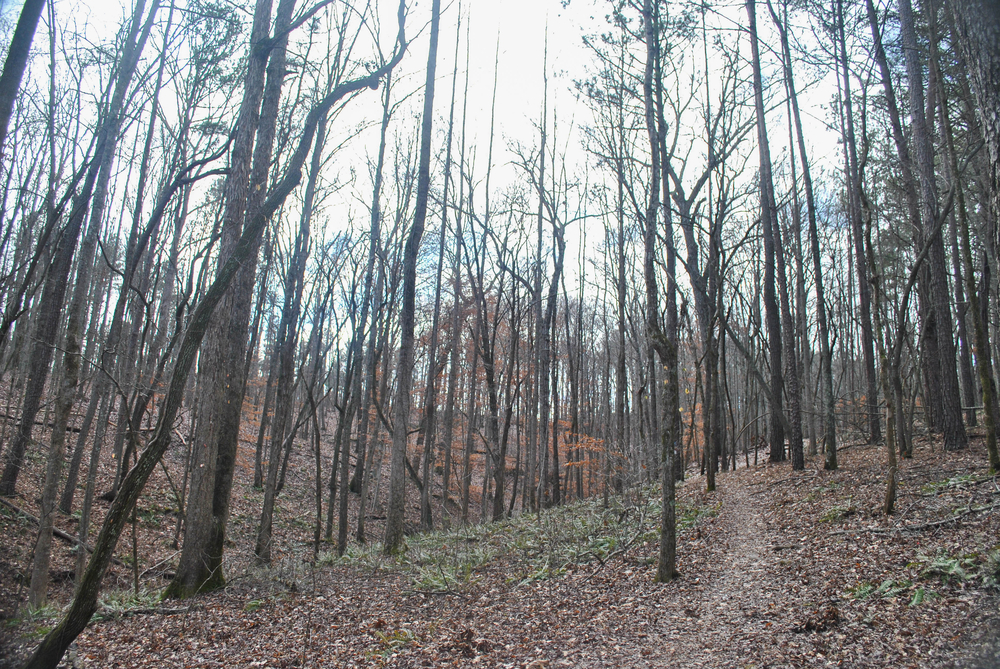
[
  {"xmin": 830, "ymin": 501, "xmax": 1000, "ymax": 535},
  {"xmin": 100, "ymin": 605, "xmax": 201, "ymax": 620},
  {"xmin": 835, "ymin": 442, "xmax": 864, "ymax": 453},
  {"xmin": 139, "ymin": 550, "xmax": 180, "ymax": 580},
  {"xmin": 913, "ymin": 475, "xmax": 997, "ymax": 497},
  {"xmin": 769, "ymin": 471, "xmax": 819, "ymax": 486},
  {"xmin": 585, "ymin": 528, "xmax": 645, "ymax": 582},
  {"xmin": 0, "ymin": 414, "xmax": 85, "ymax": 432},
  {"xmin": 0, "ymin": 497, "xmax": 127, "ymax": 568},
  {"xmin": 0, "ymin": 497, "xmax": 91, "ymax": 549}
]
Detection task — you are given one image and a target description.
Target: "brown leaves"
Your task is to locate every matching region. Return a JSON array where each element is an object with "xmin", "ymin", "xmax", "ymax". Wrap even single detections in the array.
[
  {"xmin": 791, "ymin": 605, "xmax": 840, "ymax": 633},
  {"xmin": 6, "ymin": 433, "xmax": 999, "ymax": 668},
  {"xmin": 441, "ymin": 628, "xmax": 491, "ymax": 657}
]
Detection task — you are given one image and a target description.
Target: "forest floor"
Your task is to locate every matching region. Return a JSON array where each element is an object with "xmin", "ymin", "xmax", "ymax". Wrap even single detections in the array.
[{"xmin": 2, "ymin": 431, "xmax": 1000, "ymax": 668}]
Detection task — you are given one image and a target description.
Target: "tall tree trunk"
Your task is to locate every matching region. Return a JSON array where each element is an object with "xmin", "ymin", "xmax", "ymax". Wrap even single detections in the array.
[
  {"xmin": 836, "ymin": 0, "xmax": 880, "ymax": 447},
  {"xmin": 609, "ymin": 25, "xmax": 629, "ymax": 501},
  {"xmin": 461, "ymin": 326, "xmax": 479, "ymax": 525},
  {"xmin": 384, "ymin": 0, "xmax": 441, "ymax": 554},
  {"xmin": 494, "ymin": 287, "xmax": 521, "ymax": 519},
  {"xmin": 785, "ymin": 0, "xmax": 834, "ymax": 464},
  {"xmin": 351, "ymin": 72, "xmax": 392, "ymax": 497},
  {"xmin": 168, "ymin": 0, "xmax": 297, "ymax": 596},
  {"xmin": 24, "ymin": 15, "xmax": 407, "ymax": 660},
  {"xmin": 773, "ymin": 210, "xmax": 804, "ymax": 469},
  {"xmin": 0, "ymin": 0, "xmax": 159, "ymax": 497},
  {"xmin": 867, "ymin": 196, "xmax": 898, "ymax": 514},
  {"xmin": 948, "ymin": 0, "xmax": 1000, "ymax": 469},
  {"xmin": 529, "ymin": 34, "xmax": 550, "ymax": 513},
  {"xmin": 643, "ymin": 0, "xmax": 677, "ymax": 584},
  {"xmin": 256, "ymin": 113, "xmax": 324, "ymax": 563},
  {"xmin": 336, "ymin": 334, "xmax": 359, "ymax": 553},
  {"xmin": 29, "ymin": 0, "xmax": 174, "ymax": 605},
  {"xmin": 865, "ymin": 0, "xmax": 924, "ymax": 458},
  {"xmin": 416, "ymin": 4, "xmax": 461, "ymax": 530},
  {"xmin": 167, "ymin": 0, "xmax": 275, "ymax": 595},
  {"xmin": 747, "ymin": 0, "xmax": 786, "ymax": 465},
  {"xmin": 440, "ymin": 47, "xmax": 468, "ymax": 524},
  {"xmin": 767, "ymin": 1, "xmax": 820, "ymax": 457},
  {"xmin": 925, "ymin": 11, "xmax": 975, "ymax": 431},
  {"xmin": 551, "ymin": 346, "xmax": 561, "ymax": 506},
  {"xmin": 898, "ymin": 0, "xmax": 968, "ymax": 451},
  {"xmin": 0, "ymin": 0, "xmax": 46, "ymax": 160}
]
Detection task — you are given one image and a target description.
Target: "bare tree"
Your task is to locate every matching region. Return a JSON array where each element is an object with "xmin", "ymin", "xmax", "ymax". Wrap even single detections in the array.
[
  {"xmin": 384, "ymin": 0, "xmax": 442, "ymax": 555},
  {"xmin": 0, "ymin": 0, "xmax": 46, "ymax": 160},
  {"xmin": 898, "ymin": 0, "xmax": 967, "ymax": 451},
  {"xmin": 746, "ymin": 0, "xmax": 786, "ymax": 466},
  {"xmin": 947, "ymin": 0, "xmax": 1000, "ymax": 469}
]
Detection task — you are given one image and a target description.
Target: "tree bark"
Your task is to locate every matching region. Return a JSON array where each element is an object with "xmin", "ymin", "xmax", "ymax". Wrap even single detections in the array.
[
  {"xmin": 23, "ymin": 18, "xmax": 407, "ymax": 662},
  {"xmin": 0, "ymin": 0, "xmax": 159, "ymax": 498},
  {"xmin": 836, "ymin": 0, "xmax": 880, "ymax": 448},
  {"xmin": 898, "ymin": 0, "xmax": 968, "ymax": 451},
  {"xmin": 440, "ymin": 42, "xmax": 468, "ymax": 524},
  {"xmin": 747, "ymin": 0, "xmax": 786, "ymax": 465},
  {"xmin": 354, "ymin": 78, "xmax": 391, "ymax": 541},
  {"xmin": 947, "ymin": 0, "xmax": 1000, "ymax": 468},
  {"xmin": 256, "ymin": 112, "xmax": 324, "ymax": 563},
  {"xmin": 642, "ymin": 0, "xmax": 678, "ymax": 584},
  {"xmin": 0, "ymin": 0, "xmax": 46, "ymax": 161},
  {"xmin": 384, "ymin": 0, "xmax": 441, "ymax": 554},
  {"xmin": 768, "ymin": 0, "xmax": 823, "ymax": 459},
  {"xmin": 416, "ymin": 3, "xmax": 462, "ymax": 529}
]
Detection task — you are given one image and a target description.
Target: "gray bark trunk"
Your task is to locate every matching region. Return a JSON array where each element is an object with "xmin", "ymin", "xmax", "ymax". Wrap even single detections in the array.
[
  {"xmin": 899, "ymin": 0, "xmax": 968, "ymax": 451},
  {"xmin": 747, "ymin": 0, "xmax": 786, "ymax": 465},
  {"xmin": 384, "ymin": 0, "xmax": 441, "ymax": 554}
]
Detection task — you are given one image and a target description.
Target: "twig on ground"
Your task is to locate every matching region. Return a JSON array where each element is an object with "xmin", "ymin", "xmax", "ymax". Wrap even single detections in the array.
[{"xmin": 139, "ymin": 550, "xmax": 181, "ymax": 580}]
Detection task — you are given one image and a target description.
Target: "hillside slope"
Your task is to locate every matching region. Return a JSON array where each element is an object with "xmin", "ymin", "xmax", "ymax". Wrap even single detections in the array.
[{"xmin": 4, "ymin": 436, "xmax": 1000, "ymax": 668}]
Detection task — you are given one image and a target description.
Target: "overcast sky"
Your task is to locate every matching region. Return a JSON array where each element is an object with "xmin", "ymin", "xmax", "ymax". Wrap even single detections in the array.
[{"xmin": 0, "ymin": 0, "xmax": 846, "ymax": 289}]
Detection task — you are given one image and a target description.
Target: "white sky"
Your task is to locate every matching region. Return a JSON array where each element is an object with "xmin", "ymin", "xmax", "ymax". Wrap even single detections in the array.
[{"xmin": 1, "ymin": 0, "xmax": 848, "ymax": 296}]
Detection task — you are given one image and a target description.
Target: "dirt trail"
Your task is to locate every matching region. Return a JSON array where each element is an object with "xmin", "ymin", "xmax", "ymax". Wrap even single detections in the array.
[
  {"xmin": 673, "ymin": 481, "xmax": 782, "ymax": 665},
  {"xmin": 544, "ymin": 469, "xmax": 815, "ymax": 668},
  {"xmin": 631, "ymin": 476, "xmax": 816, "ymax": 668}
]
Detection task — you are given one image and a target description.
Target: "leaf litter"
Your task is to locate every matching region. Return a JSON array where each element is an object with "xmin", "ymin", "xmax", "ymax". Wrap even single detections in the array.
[{"xmin": 2, "ymin": 432, "xmax": 999, "ymax": 668}]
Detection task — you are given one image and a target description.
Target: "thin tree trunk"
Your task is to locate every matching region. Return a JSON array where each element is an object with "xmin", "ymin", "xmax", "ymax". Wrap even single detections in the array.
[
  {"xmin": 747, "ymin": 0, "xmax": 786, "ymax": 465},
  {"xmin": 24, "ymin": 27, "xmax": 406, "ymax": 655},
  {"xmin": 461, "ymin": 317, "xmax": 479, "ymax": 525},
  {"xmin": 774, "ymin": 212, "xmax": 804, "ymax": 469},
  {"xmin": 384, "ymin": 0, "xmax": 441, "ymax": 554},
  {"xmin": 643, "ymin": 0, "xmax": 677, "ymax": 583},
  {"xmin": 898, "ymin": 0, "xmax": 967, "ymax": 451},
  {"xmin": 440, "ymin": 44, "xmax": 469, "ymax": 524},
  {"xmin": 30, "ymin": 0, "xmax": 175, "ymax": 605},
  {"xmin": 355, "ymin": 203, "xmax": 388, "ymax": 542},
  {"xmin": 256, "ymin": 113, "xmax": 324, "ymax": 564},
  {"xmin": 416, "ymin": 2, "xmax": 462, "ymax": 530},
  {"xmin": 836, "ymin": 0, "xmax": 880, "ymax": 447},
  {"xmin": 0, "ymin": 0, "xmax": 159, "ymax": 497},
  {"xmin": 351, "ymin": 71, "xmax": 393, "ymax": 501}
]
